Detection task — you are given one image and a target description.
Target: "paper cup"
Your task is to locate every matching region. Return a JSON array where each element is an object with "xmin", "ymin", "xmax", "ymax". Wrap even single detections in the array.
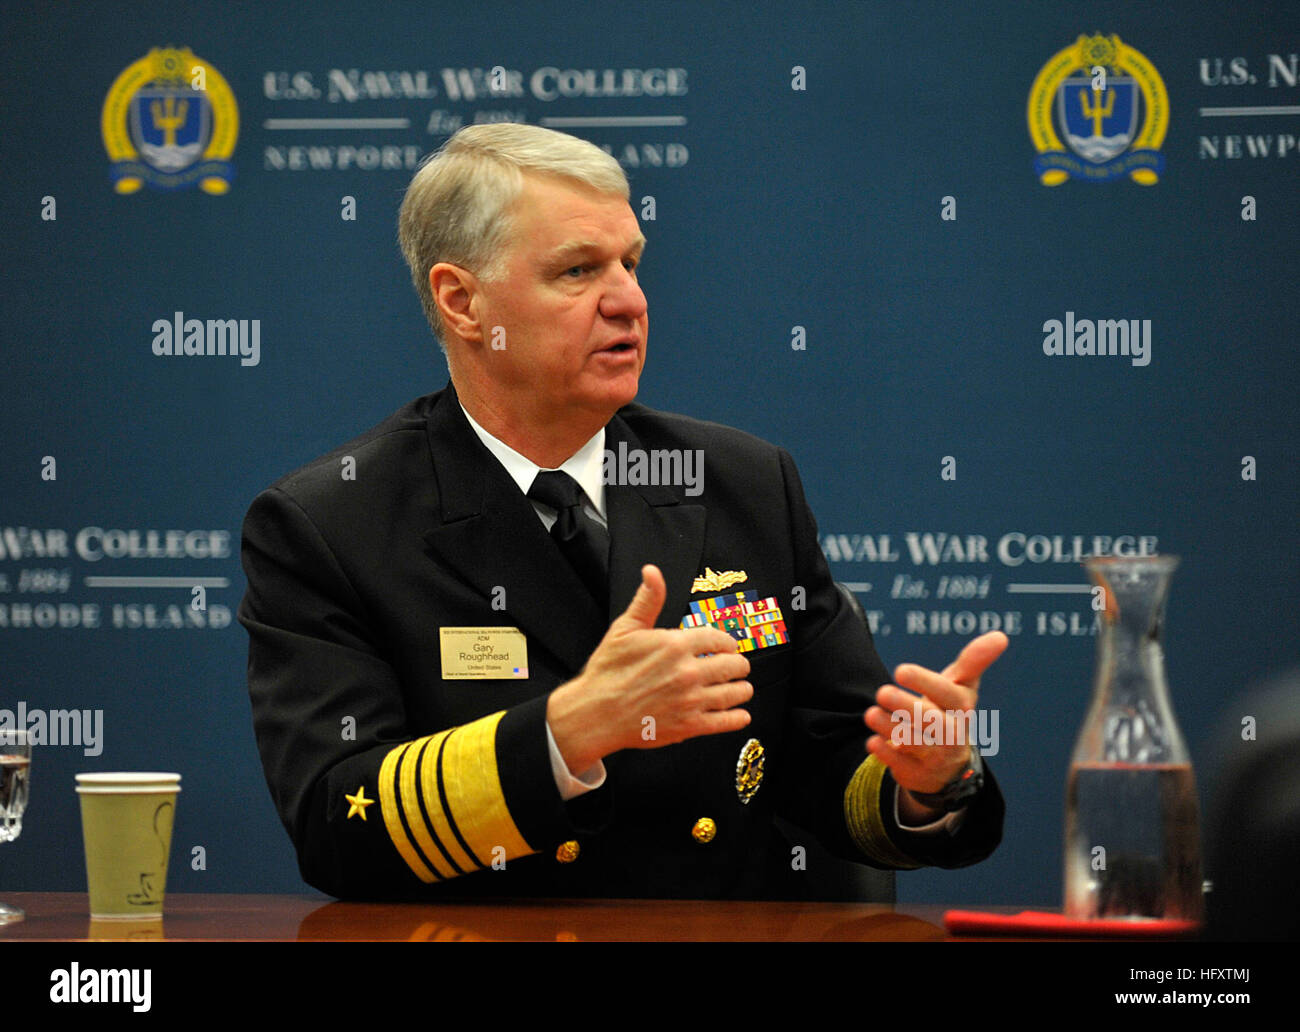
[{"xmin": 75, "ymin": 773, "xmax": 180, "ymax": 919}]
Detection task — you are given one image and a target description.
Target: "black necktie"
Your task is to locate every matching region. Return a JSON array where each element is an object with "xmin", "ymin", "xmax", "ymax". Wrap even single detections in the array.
[{"xmin": 527, "ymin": 470, "xmax": 610, "ymax": 607}]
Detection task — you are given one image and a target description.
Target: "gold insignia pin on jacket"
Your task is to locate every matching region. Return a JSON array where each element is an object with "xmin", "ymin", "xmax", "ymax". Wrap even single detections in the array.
[{"xmin": 691, "ymin": 567, "xmax": 747, "ymax": 593}]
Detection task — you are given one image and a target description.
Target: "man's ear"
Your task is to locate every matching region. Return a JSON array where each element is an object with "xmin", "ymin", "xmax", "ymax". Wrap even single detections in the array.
[{"xmin": 430, "ymin": 262, "xmax": 484, "ymax": 344}]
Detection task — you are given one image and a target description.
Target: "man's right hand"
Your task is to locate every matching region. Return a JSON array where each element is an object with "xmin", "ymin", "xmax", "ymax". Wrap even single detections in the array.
[{"xmin": 546, "ymin": 564, "xmax": 753, "ymax": 775}]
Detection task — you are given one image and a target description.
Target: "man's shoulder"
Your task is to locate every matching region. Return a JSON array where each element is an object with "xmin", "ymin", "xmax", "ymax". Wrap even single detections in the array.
[{"xmin": 258, "ymin": 390, "xmax": 443, "ymax": 510}]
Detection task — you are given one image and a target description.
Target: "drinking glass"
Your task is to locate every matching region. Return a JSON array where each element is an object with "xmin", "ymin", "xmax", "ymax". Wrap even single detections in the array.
[{"xmin": 0, "ymin": 729, "xmax": 31, "ymax": 924}]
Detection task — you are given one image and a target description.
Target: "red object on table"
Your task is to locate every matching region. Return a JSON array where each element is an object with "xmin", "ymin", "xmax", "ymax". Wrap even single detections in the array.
[{"xmin": 944, "ymin": 908, "xmax": 1200, "ymax": 937}]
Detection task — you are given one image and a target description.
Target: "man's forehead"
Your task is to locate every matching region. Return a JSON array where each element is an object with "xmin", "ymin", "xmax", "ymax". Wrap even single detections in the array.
[{"xmin": 513, "ymin": 174, "xmax": 643, "ymax": 250}]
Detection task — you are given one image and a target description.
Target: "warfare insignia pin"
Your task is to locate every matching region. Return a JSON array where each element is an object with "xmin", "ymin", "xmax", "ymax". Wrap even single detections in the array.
[
  {"xmin": 735, "ymin": 738, "xmax": 765, "ymax": 804},
  {"xmin": 691, "ymin": 567, "xmax": 748, "ymax": 593}
]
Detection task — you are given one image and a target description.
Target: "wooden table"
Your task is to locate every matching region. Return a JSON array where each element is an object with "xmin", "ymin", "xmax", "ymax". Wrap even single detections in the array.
[{"xmin": 0, "ymin": 892, "xmax": 986, "ymax": 941}]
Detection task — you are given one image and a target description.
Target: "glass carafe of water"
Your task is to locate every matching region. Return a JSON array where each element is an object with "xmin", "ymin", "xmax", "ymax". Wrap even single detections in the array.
[{"xmin": 1064, "ymin": 555, "xmax": 1203, "ymax": 922}]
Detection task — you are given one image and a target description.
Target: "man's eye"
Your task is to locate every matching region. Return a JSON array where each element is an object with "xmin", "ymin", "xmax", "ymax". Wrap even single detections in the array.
[{"xmin": 565, "ymin": 265, "xmax": 586, "ymax": 278}]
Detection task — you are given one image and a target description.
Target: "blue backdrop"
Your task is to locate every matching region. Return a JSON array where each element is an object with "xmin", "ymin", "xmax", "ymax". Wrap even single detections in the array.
[{"xmin": 2, "ymin": 0, "xmax": 1297, "ymax": 906}]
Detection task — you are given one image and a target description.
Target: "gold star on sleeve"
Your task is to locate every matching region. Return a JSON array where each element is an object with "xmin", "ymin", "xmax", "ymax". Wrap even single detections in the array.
[{"xmin": 345, "ymin": 786, "xmax": 375, "ymax": 821}]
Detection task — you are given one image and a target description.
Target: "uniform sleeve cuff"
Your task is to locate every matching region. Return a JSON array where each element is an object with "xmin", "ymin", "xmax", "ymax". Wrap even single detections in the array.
[
  {"xmin": 843, "ymin": 754, "xmax": 924, "ymax": 869},
  {"xmin": 546, "ymin": 720, "xmax": 607, "ymax": 800},
  {"xmin": 376, "ymin": 709, "xmax": 534, "ymax": 883},
  {"xmin": 893, "ymin": 784, "xmax": 967, "ymax": 835}
]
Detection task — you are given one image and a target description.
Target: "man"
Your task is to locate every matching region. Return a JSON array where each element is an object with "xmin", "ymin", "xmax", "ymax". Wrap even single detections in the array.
[{"xmin": 239, "ymin": 124, "xmax": 1006, "ymax": 900}]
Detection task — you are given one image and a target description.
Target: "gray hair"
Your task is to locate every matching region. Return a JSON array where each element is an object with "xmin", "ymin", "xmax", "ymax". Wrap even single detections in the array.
[{"xmin": 398, "ymin": 123, "xmax": 630, "ymax": 345}]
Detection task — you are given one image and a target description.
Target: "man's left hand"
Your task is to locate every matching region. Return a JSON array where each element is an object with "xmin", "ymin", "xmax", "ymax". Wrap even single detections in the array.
[{"xmin": 864, "ymin": 631, "xmax": 1008, "ymax": 822}]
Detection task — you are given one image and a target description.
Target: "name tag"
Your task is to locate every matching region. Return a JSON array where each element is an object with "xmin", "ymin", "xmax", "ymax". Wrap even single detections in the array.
[{"xmin": 439, "ymin": 627, "xmax": 529, "ymax": 679}]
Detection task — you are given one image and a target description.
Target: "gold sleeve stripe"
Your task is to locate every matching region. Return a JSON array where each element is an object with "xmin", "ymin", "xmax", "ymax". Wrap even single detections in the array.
[
  {"xmin": 378, "ymin": 738, "xmax": 439, "ymax": 883},
  {"xmin": 420, "ymin": 732, "xmax": 478, "ymax": 874},
  {"xmin": 377, "ymin": 712, "xmax": 534, "ymax": 884},
  {"xmin": 437, "ymin": 711, "xmax": 533, "ymax": 863},
  {"xmin": 843, "ymin": 755, "xmax": 923, "ymax": 870},
  {"xmin": 401, "ymin": 732, "xmax": 462, "ymax": 880}
]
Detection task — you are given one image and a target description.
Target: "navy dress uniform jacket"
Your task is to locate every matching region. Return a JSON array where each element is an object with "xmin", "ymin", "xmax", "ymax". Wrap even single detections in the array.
[{"xmin": 238, "ymin": 384, "xmax": 1003, "ymax": 899}]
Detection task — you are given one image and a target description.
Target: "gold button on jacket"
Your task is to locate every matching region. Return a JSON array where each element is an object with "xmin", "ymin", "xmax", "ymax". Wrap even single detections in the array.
[{"xmin": 555, "ymin": 840, "xmax": 581, "ymax": 863}]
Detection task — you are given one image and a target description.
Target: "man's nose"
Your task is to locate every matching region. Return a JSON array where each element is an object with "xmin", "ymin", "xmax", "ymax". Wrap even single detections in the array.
[{"xmin": 600, "ymin": 265, "xmax": 648, "ymax": 322}]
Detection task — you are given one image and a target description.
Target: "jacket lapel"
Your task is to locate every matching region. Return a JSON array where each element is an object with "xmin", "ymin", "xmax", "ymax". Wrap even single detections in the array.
[
  {"xmin": 420, "ymin": 386, "xmax": 604, "ymax": 675},
  {"xmin": 419, "ymin": 387, "xmax": 708, "ymax": 675},
  {"xmin": 603, "ymin": 414, "xmax": 707, "ymax": 628}
]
